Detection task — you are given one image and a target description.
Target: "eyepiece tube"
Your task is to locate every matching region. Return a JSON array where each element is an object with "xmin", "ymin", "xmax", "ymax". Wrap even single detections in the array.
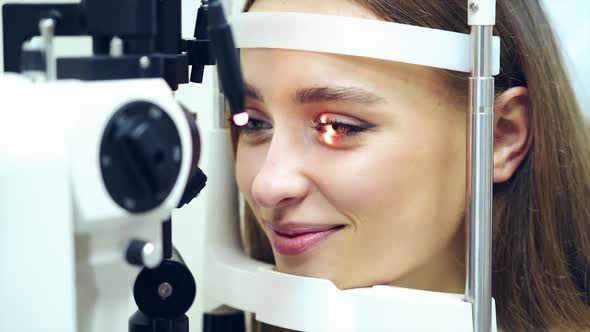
[{"xmin": 207, "ymin": 0, "xmax": 245, "ymax": 117}]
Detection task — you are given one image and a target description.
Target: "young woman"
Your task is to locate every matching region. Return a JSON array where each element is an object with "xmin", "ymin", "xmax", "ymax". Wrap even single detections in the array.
[{"xmin": 230, "ymin": 0, "xmax": 590, "ymax": 330}]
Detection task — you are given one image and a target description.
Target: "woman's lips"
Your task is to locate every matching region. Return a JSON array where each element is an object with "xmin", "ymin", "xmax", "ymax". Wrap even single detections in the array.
[{"xmin": 269, "ymin": 223, "xmax": 345, "ymax": 256}]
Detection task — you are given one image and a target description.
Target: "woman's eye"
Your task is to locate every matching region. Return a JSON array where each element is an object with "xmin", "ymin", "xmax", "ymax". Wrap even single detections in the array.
[
  {"xmin": 231, "ymin": 116, "xmax": 272, "ymax": 135},
  {"xmin": 314, "ymin": 113, "xmax": 373, "ymax": 146}
]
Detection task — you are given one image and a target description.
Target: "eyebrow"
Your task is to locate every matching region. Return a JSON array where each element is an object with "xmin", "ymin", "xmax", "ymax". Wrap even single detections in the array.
[
  {"xmin": 293, "ymin": 86, "xmax": 385, "ymax": 105},
  {"xmin": 244, "ymin": 82, "xmax": 264, "ymax": 101},
  {"xmin": 244, "ymin": 82, "xmax": 385, "ymax": 106}
]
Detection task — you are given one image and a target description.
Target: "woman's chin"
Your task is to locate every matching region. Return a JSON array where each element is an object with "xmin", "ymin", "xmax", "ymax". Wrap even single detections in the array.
[
  {"xmin": 275, "ymin": 262, "xmax": 338, "ymax": 283},
  {"xmin": 274, "ymin": 264, "xmax": 366, "ymax": 290}
]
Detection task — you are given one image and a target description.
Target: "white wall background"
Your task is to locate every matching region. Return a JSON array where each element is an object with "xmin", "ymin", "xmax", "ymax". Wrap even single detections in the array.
[{"xmin": 540, "ymin": 0, "xmax": 590, "ymax": 122}]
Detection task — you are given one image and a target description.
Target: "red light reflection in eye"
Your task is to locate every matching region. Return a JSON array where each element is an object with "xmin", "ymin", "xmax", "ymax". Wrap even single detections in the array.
[
  {"xmin": 320, "ymin": 114, "xmax": 336, "ymax": 145},
  {"xmin": 233, "ymin": 112, "xmax": 249, "ymax": 127}
]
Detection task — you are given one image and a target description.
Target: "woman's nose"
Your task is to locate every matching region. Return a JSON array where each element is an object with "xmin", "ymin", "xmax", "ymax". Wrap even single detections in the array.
[{"xmin": 251, "ymin": 134, "xmax": 310, "ymax": 209}]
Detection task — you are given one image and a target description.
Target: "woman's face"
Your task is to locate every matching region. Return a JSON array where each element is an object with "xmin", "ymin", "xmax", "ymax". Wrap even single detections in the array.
[{"xmin": 235, "ymin": 0, "xmax": 468, "ymax": 292}]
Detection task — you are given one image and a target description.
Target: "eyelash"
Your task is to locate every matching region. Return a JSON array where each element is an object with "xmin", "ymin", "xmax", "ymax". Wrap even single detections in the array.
[
  {"xmin": 229, "ymin": 114, "xmax": 373, "ymax": 142},
  {"xmin": 312, "ymin": 118, "xmax": 369, "ymax": 136}
]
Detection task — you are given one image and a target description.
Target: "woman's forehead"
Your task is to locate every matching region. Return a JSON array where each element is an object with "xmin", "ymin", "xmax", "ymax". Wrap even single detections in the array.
[{"xmin": 240, "ymin": 48, "xmax": 447, "ymax": 101}]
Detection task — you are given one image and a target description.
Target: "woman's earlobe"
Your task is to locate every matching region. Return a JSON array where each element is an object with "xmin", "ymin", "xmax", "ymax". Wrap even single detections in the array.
[{"xmin": 493, "ymin": 86, "xmax": 532, "ymax": 183}]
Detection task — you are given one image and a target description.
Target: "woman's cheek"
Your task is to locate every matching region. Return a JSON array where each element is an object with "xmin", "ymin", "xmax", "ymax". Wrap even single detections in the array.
[
  {"xmin": 314, "ymin": 143, "xmax": 409, "ymax": 212},
  {"xmin": 235, "ymin": 145, "xmax": 261, "ymax": 200}
]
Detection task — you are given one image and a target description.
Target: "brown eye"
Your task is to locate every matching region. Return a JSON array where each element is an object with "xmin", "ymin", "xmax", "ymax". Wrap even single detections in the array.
[
  {"xmin": 243, "ymin": 118, "xmax": 272, "ymax": 132},
  {"xmin": 314, "ymin": 113, "xmax": 373, "ymax": 146}
]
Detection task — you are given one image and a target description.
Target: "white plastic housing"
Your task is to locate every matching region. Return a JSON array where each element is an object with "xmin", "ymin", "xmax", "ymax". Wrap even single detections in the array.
[
  {"xmin": 231, "ymin": 12, "xmax": 501, "ymax": 75},
  {"xmin": 0, "ymin": 75, "xmax": 193, "ymax": 332},
  {"xmin": 69, "ymin": 79, "xmax": 193, "ymax": 234},
  {"xmin": 0, "ymin": 74, "xmax": 77, "ymax": 332}
]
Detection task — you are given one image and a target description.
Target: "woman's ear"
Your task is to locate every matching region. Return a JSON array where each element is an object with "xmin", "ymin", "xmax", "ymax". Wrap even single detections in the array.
[{"xmin": 493, "ymin": 86, "xmax": 532, "ymax": 183}]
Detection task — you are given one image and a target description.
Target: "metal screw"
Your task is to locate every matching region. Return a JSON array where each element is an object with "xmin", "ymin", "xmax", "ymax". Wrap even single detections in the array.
[
  {"xmin": 158, "ymin": 282, "xmax": 174, "ymax": 299},
  {"xmin": 110, "ymin": 37, "xmax": 123, "ymax": 57},
  {"xmin": 123, "ymin": 197, "xmax": 136, "ymax": 209},
  {"xmin": 139, "ymin": 56, "xmax": 151, "ymax": 69},
  {"xmin": 101, "ymin": 155, "xmax": 112, "ymax": 167},
  {"xmin": 149, "ymin": 107, "xmax": 162, "ymax": 119},
  {"xmin": 173, "ymin": 146, "xmax": 181, "ymax": 162},
  {"xmin": 469, "ymin": 2, "xmax": 479, "ymax": 13}
]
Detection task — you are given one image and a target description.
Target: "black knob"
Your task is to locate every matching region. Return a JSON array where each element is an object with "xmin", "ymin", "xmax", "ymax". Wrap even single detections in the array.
[
  {"xmin": 133, "ymin": 260, "xmax": 196, "ymax": 320},
  {"xmin": 203, "ymin": 309, "xmax": 246, "ymax": 332},
  {"xmin": 100, "ymin": 101, "xmax": 182, "ymax": 213}
]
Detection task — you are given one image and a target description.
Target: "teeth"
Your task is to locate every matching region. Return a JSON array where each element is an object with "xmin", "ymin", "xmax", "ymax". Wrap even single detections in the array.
[{"xmin": 276, "ymin": 225, "xmax": 344, "ymax": 238}]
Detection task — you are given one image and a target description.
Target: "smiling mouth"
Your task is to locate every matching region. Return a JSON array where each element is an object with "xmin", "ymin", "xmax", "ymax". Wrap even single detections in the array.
[{"xmin": 269, "ymin": 224, "xmax": 346, "ymax": 256}]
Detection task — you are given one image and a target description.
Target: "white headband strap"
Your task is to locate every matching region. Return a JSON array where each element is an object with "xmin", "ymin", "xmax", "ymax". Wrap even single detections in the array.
[{"xmin": 231, "ymin": 12, "xmax": 501, "ymax": 75}]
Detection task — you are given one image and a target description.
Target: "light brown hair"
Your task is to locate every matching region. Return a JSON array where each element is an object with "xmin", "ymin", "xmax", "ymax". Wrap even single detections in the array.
[{"xmin": 234, "ymin": 1, "xmax": 590, "ymax": 330}]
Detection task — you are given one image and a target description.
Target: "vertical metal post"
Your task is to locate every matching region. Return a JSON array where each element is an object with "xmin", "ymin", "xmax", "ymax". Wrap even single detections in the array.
[
  {"xmin": 465, "ymin": 1, "xmax": 496, "ymax": 332},
  {"xmin": 39, "ymin": 18, "xmax": 57, "ymax": 81}
]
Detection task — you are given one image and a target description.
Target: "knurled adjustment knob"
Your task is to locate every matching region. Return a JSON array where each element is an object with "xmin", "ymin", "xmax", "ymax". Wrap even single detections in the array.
[{"xmin": 100, "ymin": 101, "xmax": 182, "ymax": 213}]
